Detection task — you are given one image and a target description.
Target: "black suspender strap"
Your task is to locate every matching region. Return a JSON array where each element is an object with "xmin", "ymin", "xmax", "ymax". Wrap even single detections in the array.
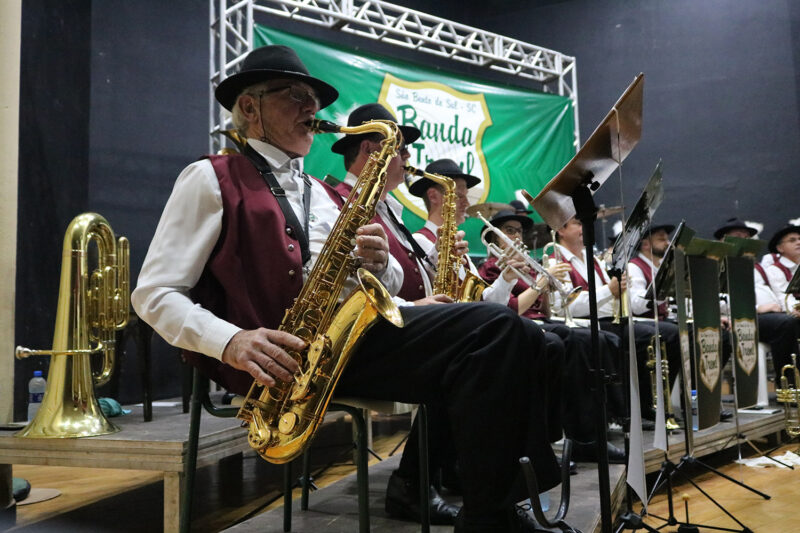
[
  {"xmin": 384, "ymin": 202, "xmax": 436, "ymax": 270},
  {"xmin": 243, "ymin": 144, "xmax": 312, "ymax": 265}
]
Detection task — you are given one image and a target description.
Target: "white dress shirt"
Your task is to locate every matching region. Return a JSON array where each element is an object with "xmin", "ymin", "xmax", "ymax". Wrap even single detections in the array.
[
  {"xmin": 410, "ymin": 219, "xmax": 515, "ymax": 304},
  {"xmin": 554, "ymin": 243, "xmax": 615, "ymax": 318},
  {"xmin": 765, "ymin": 255, "xmax": 798, "ymax": 311},
  {"xmin": 132, "ymin": 139, "xmax": 403, "ymax": 361}
]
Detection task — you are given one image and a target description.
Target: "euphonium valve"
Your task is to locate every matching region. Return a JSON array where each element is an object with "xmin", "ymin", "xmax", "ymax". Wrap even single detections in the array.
[
  {"xmin": 15, "ymin": 213, "xmax": 130, "ymax": 438},
  {"xmin": 776, "ymin": 351, "xmax": 800, "ymax": 444}
]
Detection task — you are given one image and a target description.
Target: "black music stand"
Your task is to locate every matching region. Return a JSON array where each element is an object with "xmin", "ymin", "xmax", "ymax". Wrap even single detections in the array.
[
  {"xmin": 527, "ymin": 73, "xmax": 644, "ymax": 533},
  {"xmin": 643, "ymin": 233, "xmax": 769, "ymax": 533}
]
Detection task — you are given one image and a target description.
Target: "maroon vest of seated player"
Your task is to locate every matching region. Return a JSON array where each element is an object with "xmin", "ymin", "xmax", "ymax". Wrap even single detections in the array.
[
  {"xmin": 333, "ymin": 181, "xmax": 426, "ymax": 301},
  {"xmin": 186, "ymin": 154, "xmax": 325, "ymax": 395},
  {"xmin": 479, "ymin": 256, "xmax": 548, "ymax": 319},
  {"xmin": 629, "ymin": 256, "xmax": 668, "ymax": 321}
]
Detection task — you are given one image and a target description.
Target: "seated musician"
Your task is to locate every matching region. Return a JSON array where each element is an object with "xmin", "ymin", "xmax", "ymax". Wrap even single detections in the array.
[
  {"xmin": 131, "ymin": 44, "xmax": 560, "ymax": 532},
  {"xmin": 329, "ymin": 102, "xmax": 458, "ymax": 524},
  {"xmin": 627, "ymin": 224, "xmax": 683, "ymax": 402},
  {"xmin": 765, "ymin": 224, "xmax": 800, "ymax": 316},
  {"xmin": 478, "ymin": 209, "xmax": 627, "ymax": 463},
  {"xmin": 551, "ymin": 217, "xmax": 679, "ymax": 426},
  {"xmin": 407, "ymin": 159, "xmax": 517, "ymax": 304}
]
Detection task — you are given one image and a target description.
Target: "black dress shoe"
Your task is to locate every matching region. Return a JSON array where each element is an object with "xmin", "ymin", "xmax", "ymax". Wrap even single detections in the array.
[
  {"xmin": 385, "ymin": 470, "xmax": 460, "ymax": 525},
  {"xmin": 720, "ymin": 408, "xmax": 734, "ymax": 421},
  {"xmin": 641, "ymin": 419, "xmax": 656, "ymax": 431},
  {"xmin": 571, "ymin": 441, "xmax": 626, "ymax": 464}
]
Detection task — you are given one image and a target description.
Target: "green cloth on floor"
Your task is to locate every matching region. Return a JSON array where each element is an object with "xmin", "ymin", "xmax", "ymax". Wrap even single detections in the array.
[
  {"xmin": 12, "ymin": 477, "xmax": 30, "ymax": 502},
  {"xmin": 98, "ymin": 397, "xmax": 131, "ymax": 417}
]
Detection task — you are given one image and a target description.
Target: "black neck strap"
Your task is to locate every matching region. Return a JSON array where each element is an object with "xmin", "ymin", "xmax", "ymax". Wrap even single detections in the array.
[
  {"xmin": 243, "ymin": 143, "xmax": 312, "ymax": 265},
  {"xmin": 384, "ymin": 202, "xmax": 435, "ymax": 270}
]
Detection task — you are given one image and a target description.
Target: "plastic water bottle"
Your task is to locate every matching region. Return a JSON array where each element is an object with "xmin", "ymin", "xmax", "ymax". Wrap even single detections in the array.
[
  {"xmin": 690, "ymin": 389, "xmax": 698, "ymax": 431},
  {"xmin": 27, "ymin": 370, "xmax": 46, "ymax": 421},
  {"xmin": 539, "ymin": 491, "xmax": 551, "ymax": 512}
]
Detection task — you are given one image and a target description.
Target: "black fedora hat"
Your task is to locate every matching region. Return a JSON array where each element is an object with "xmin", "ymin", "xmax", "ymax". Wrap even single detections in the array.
[
  {"xmin": 330, "ymin": 103, "xmax": 421, "ymax": 154},
  {"xmin": 509, "ymin": 199, "xmax": 533, "ymax": 215},
  {"xmin": 713, "ymin": 217, "xmax": 757, "ymax": 240},
  {"xmin": 215, "ymin": 45, "xmax": 338, "ymax": 111},
  {"xmin": 645, "ymin": 223, "xmax": 676, "ymax": 237},
  {"xmin": 481, "ymin": 209, "xmax": 533, "ymax": 240},
  {"xmin": 408, "ymin": 159, "xmax": 481, "ymax": 197},
  {"xmin": 768, "ymin": 225, "xmax": 800, "ymax": 254}
]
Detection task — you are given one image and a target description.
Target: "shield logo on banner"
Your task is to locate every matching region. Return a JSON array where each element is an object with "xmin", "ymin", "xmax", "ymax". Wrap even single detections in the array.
[
  {"xmin": 697, "ymin": 327, "xmax": 721, "ymax": 391},
  {"xmin": 377, "ymin": 74, "xmax": 493, "ymax": 219},
  {"xmin": 734, "ymin": 318, "xmax": 757, "ymax": 375}
]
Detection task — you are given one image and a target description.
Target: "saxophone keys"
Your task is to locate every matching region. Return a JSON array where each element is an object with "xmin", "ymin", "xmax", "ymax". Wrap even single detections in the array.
[{"xmin": 278, "ymin": 411, "xmax": 298, "ymax": 434}]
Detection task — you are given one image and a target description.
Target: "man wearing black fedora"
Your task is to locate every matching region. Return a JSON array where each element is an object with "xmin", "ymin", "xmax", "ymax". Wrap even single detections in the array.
[
  {"xmin": 765, "ymin": 224, "xmax": 800, "ymax": 316},
  {"xmin": 715, "ymin": 219, "xmax": 800, "ymax": 385},
  {"xmin": 329, "ymin": 102, "xmax": 459, "ymax": 525},
  {"xmin": 132, "ymin": 44, "xmax": 559, "ymax": 532},
  {"xmin": 408, "ymin": 158, "xmax": 518, "ymax": 306}
]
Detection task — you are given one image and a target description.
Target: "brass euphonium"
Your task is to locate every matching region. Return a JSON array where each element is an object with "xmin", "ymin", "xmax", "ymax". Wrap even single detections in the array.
[
  {"xmin": 404, "ymin": 164, "xmax": 486, "ymax": 302},
  {"xmin": 237, "ymin": 119, "xmax": 404, "ymax": 464},
  {"xmin": 776, "ymin": 352, "xmax": 800, "ymax": 446},
  {"xmin": 15, "ymin": 213, "xmax": 130, "ymax": 438},
  {"xmin": 646, "ymin": 335, "xmax": 679, "ymax": 430}
]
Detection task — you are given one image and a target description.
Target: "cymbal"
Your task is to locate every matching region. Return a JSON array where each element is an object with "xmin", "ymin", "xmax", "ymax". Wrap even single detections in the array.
[
  {"xmin": 524, "ymin": 223, "xmax": 552, "ymax": 248},
  {"xmin": 597, "ymin": 205, "xmax": 624, "ymax": 219},
  {"xmin": 466, "ymin": 202, "xmax": 515, "ymax": 220}
]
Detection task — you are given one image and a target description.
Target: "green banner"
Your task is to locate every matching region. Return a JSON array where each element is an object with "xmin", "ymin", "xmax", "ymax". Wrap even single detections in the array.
[
  {"xmin": 254, "ymin": 26, "xmax": 576, "ymax": 253},
  {"xmin": 725, "ymin": 255, "xmax": 759, "ymax": 407}
]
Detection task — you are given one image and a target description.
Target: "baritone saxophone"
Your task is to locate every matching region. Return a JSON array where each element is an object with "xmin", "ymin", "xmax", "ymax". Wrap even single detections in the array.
[{"xmin": 237, "ymin": 119, "xmax": 404, "ymax": 464}]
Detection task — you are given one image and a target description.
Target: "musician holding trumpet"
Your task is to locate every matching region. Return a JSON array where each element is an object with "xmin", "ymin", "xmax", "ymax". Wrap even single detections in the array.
[
  {"xmin": 478, "ymin": 210, "xmax": 627, "ymax": 463},
  {"xmin": 133, "ymin": 45, "xmax": 562, "ymax": 533}
]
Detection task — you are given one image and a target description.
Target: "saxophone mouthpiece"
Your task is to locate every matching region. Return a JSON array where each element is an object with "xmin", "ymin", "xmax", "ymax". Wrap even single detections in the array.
[{"xmin": 308, "ymin": 119, "xmax": 340, "ymax": 134}]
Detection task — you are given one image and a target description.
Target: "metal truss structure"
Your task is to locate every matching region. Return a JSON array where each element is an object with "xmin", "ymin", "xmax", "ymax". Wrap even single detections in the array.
[{"xmin": 210, "ymin": 0, "xmax": 578, "ymax": 153}]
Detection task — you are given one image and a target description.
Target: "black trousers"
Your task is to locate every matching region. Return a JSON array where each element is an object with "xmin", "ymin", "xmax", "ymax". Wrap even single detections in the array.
[
  {"xmin": 396, "ymin": 329, "xmax": 564, "ymax": 487},
  {"xmin": 337, "ymin": 302, "xmax": 559, "ymax": 529},
  {"xmin": 758, "ymin": 312, "xmax": 800, "ymax": 385},
  {"xmin": 539, "ymin": 322, "xmax": 624, "ymax": 442}
]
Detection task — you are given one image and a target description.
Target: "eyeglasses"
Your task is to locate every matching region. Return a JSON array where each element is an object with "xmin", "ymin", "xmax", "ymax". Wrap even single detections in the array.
[
  {"xmin": 256, "ymin": 85, "xmax": 320, "ymax": 109},
  {"xmin": 500, "ymin": 225, "xmax": 523, "ymax": 236}
]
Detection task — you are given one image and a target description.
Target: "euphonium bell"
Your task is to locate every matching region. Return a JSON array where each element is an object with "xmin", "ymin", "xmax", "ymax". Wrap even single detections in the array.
[
  {"xmin": 776, "ymin": 352, "xmax": 800, "ymax": 445},
  {"xmin": 15, "ymin": 213, "xmax": 129, "ymax": 438}
]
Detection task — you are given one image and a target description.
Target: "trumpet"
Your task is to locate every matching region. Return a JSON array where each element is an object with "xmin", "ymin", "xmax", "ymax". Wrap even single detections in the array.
[
  {"xmin": 540, "ymin": 230, "xmax": 582, "ymax": 327},
  {"xmin": 477, "ymin": 212, "xmax": 581, "ymax": 322},
  {"xmin": 646, "ymin": 336, "xmax": 680, "ymax": 430},
  {"xmin": 776, "ymin": 352, "xmax": 800, "ymax": 444}
]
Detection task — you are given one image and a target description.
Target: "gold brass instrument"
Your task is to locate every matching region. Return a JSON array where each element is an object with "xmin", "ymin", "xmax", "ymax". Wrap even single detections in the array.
[
  {"xmin": 541, "ymin": 231, "xmax": 581, "ymax": 327},
  {"xmin": 15, "ymin": 213, "xmax": 130, "ymax": 438},
  {"xmin": 646, "ymin": 336, "xmax": 679, "ymax": 430},
  {"xmin": 237, "ymin": 119, "xmax": 404, "ymax": 464},
  {"xmin": 476, "ymin": 212, "xmax": 581, "ymax": 321},
  {"xmin": 776, "ymin": 352, "xmax": 800, "ymax": 445},
  {"xmin": 404, "ymin": 164, "xmax": 486, "ymax": 302}
]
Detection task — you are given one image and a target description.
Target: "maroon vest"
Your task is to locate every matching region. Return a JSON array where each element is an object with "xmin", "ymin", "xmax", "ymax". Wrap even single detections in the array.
[
  {"xmin": 184, "ymin": 154, "xmax": 322, "ymax": 395},
  {"xmin": 629, "ymin": 256, "xmax": 668, "ymax": 320},
  {"xmin": 334, "ymin": 182, "xmax": 426, "ymax": 301},
  {"xmin": 479, "ymin": 256, "xmax": 548, "ymax": 319},
  {"xmin": 557, "ymin": 254, "xmax": 607, "ymax": 291},
  {"xmin": 754, "ymin": 263, "xmax": 770, "ymax": 287},
  {"xmin": 416, "ymin": 226, "xmax": 437, "ymax": 244}
]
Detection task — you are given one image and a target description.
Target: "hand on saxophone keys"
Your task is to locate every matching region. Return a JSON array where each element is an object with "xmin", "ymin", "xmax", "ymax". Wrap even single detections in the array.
[
  {"xmin": 222, "ymin": 328, "xmax": 305, "ymax": 388},
  {"xmin": 355, "ymin": 223, "xmax": 390, "ymax": 274}
]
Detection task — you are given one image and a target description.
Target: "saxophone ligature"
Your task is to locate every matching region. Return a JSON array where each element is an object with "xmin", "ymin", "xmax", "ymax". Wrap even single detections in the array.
[
  {"xmin": 776, "ymin": 351, "xmax": 800, "ymax": 449},
  {"xmin": 404, "ymin": 164, "xmax": 487, "ymax": 302},
  {"xmin": 15, "ymin": 213, "xmax": 130, "ymax": 438},
  {"xmin": 237, "ymin": 118, "xmax": 404, "ymax": 464},
  {"xmin": 646, "ymin": 335, "xmax": 680, "ymax": 430}
]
